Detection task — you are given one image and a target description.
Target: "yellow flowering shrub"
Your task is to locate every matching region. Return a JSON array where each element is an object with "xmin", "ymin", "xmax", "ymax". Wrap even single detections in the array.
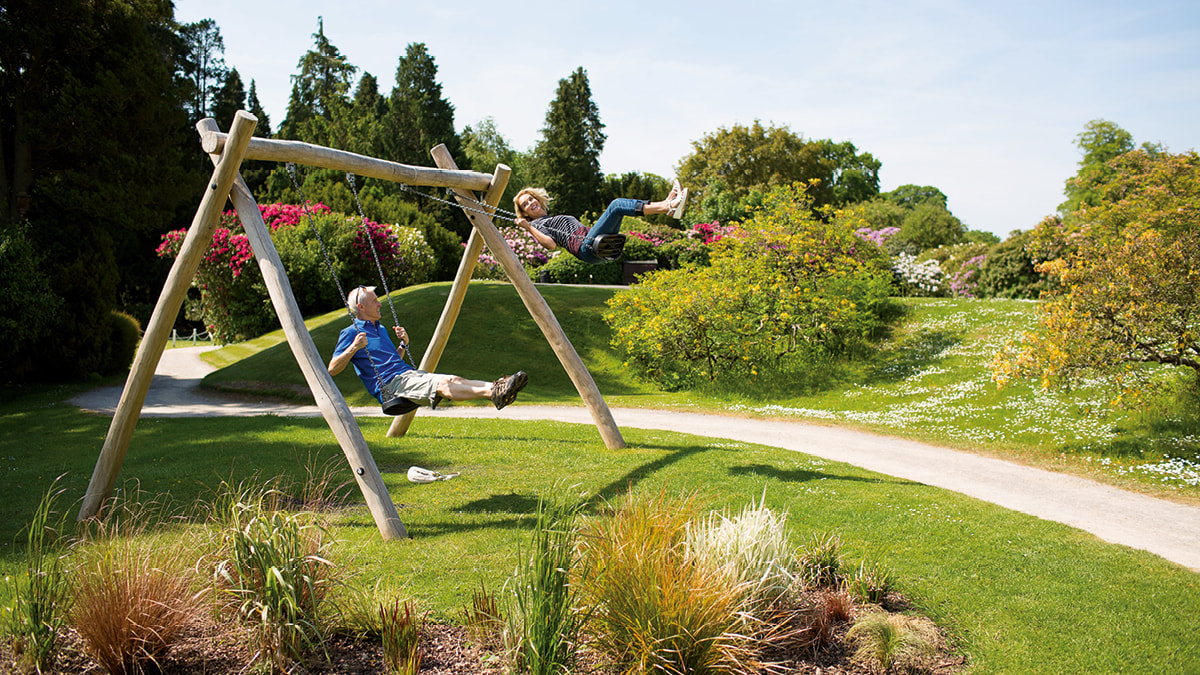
[
  {"xmin": 993, "ymin": 150, "xmax": 1200, "ymax": 399},
  {"xmin": 604, "ymin": 183, "xmax": 894, "ymax": 387}
]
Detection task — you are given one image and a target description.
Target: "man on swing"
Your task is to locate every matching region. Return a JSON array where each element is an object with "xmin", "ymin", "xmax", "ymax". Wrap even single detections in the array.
[{"xmin": 328, "ymin": 286, "xmax": 528, "ymax": 410}]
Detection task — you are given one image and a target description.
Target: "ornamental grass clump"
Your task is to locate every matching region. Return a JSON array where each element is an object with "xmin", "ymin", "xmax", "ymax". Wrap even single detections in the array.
[
  {"xmin": 686, "ymin": 494, "xmax": 793, "ymax": 612},
  {"xmin": 847, "ymin": 610, "xmax": 939, "ymax": 673},
  {"xmin": 379, "ymin": 599, "xmax": 423, "ymax": 675},
  {"xmin": 4, "ymin": 479, "xmax": 72, "ymax": 675},
  {"xmin": 70, "ymin": 524, "xmax": 205, "ymax": 675},
  {"xmin": 461, "ymin": 582, "xmax": 505, "ymax": 649},
  {"xmin": 579, "ymin": 492, "xmax": 759, "ymax": 675},
  {"xmin": 509, "ymin": 493, "xmax": 585, "ymax": 675},
  {"xmin": 796, "ymin": 532, "xmax": 846, "ymax": 589},
  {"xmin": 210, "ymin": 480, "xmax": 338, "ymax": 671},
  {"xmin": 847, "ymin": 559, "xmax": 896, "ymax": 605}
]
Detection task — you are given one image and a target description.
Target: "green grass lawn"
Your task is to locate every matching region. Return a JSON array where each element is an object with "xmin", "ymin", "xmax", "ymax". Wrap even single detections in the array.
[
  {"xmin": 202, "ymin": 282, "xmax": 1200, "ymax": 503},
  {"xmin": 2, "ymin": 281, "xmax": 1198, "ymax": 674}
]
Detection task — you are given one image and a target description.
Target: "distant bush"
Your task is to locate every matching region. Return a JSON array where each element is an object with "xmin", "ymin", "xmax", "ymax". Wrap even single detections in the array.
[
  {"xmin": 892, "ymin": 252, "xmax": 943, "ymax": 297},
  {"xmin": 974, "ymin": 228, "xmax": 1056, "ymax": 299},
  {"xmin": 100, "ymin": 311, "xmax": 141, "ymax": 376},
  {"xmin": 393, "ymin": 225, "xmax": 438, "ymax": 287},
  {"xmin": 537, "ymin": 252, "xmax": 622, "ymax": 285},
  {"xmin": 157, "ymin": 221, "xmax": 274, "ymax": 344},
  {"xmin": 657, "ymin": 237, "xmax": 711, "ymax": 269}
]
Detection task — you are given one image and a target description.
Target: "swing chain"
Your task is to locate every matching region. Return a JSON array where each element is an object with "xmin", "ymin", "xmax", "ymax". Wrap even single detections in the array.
[
  {"xmin": 396, "ymin": 183, "xmax": 520, "ymax": 223},
  {"xmin": 346, "ymin": 172, "xmax": 420, "ymax": 367},
  {"xmin": 285, "ymin": 162, "xmax": 392, "ymax": 394}
]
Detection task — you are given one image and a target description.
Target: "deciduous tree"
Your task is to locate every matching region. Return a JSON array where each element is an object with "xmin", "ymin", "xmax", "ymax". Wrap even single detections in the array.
[
  {"xmin": 994, "ymin": 149, "xmax": 1200, "ymax": 398},
  {"xmin": 1058, "ymin": 119, "xmax": 1162, "ymax": 216},
  {"xmin": 677, "ymin": 122, "xmax": 881, "ymax": 222}
]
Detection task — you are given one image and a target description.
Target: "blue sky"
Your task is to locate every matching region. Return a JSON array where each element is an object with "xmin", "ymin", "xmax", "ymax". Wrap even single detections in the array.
[{"xmin": 175, "ymin": 0, "xmax": 1199, "ymax": 238}]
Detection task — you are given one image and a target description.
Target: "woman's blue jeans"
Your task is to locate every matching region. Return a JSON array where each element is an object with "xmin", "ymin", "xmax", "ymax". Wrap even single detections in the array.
[{"xmin": 578, "ymin": 198, "xmax": 645, "ymax": 264}]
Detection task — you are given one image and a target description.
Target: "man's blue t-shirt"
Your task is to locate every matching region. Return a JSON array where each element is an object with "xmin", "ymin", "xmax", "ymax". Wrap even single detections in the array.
[{"xmin": 333, "ymin": 319, "xmax": 414, "ymax": 402}]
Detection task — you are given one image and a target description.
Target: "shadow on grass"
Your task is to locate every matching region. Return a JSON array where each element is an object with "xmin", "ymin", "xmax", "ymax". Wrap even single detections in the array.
[
  {"xmin": 728, "ymin": 463, "xmax": 913, "ymax": 486},
  {"xmin": 864, "ymin": 328, "xmax": 961, "ymax": 384}
]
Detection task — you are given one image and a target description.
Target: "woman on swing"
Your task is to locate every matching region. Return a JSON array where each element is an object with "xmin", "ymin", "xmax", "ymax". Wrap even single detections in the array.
[
  {"xmin": 328, "ymin": 286, "xmax": 527, "ymax": 410},
  {"xmin": 513, "ymin": 180, "xmax": 688, "ymax": 264}
]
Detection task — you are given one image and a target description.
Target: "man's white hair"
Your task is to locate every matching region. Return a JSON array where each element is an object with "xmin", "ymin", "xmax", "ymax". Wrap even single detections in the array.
[{"xmin": 347, "ymin": 286, "xmax": 376, "ymax": 317}]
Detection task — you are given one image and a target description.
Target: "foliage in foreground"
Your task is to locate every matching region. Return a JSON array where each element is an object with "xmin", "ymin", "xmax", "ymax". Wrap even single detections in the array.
[
  {"xmin": 3, "ymin": 480, "xmax": 71, "ymax": 674},
  {"xmin": 507, "ymin": 492, "xmax": 585, "ymax": 675},
  {"xmin": 70, "ymin": 497, "xmax": 206, "ymax": 675},
  {"xmin": 210, "ymin": 479, "xmax": 340, "ymax": 671}
]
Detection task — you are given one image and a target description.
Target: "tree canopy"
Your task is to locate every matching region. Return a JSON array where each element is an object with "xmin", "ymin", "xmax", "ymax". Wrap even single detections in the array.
[
  {"xmin": 0, "ymin": 0, "xmax": 197, "ymax": 379},
  {"xmin": 1058, "ymin": 119, "xmax": 1165, "ymax": 217},
  {"xmin": 675, "ymin": 121, "xmax": 881, "ymax": 223},
  {"xmin": 995, "ymin": 148, "xmax": 1200, "ymax": 399}
]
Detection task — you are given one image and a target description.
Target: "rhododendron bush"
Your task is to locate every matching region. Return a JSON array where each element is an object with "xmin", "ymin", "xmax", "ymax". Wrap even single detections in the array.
[
  {"xmin": 157, "ymin": 204, "xmax": 436, "ymax": 343},
  {"xmin": 993, "ymin": 150, "xmax": 1200, "ymax": 400},
  {"xmin": 605, "ymin": 183, "xmax": 895, "ymax": 387}
]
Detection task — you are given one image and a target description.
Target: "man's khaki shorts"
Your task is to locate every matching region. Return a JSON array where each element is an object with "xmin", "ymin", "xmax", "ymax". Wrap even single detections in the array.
[{"xmin": 383, "ymin": 370, "xmax": 447, "ymax": 406}]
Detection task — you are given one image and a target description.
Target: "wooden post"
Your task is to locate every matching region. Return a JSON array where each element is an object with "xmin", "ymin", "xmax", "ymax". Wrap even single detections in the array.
[
  {"xmin": 386, "ymin": 162, "xmax": 509, "ymax": 438},
  {"xmin": 198, "ymin": 119, "xmax": 408, "ymax": 540},
  {"xmin": 407, "ymin": 146, "xmax": 627, "ymax": 450},
  {"xmin": 79, "ymin": 111, "xmax": 259, "ymax": 521}
]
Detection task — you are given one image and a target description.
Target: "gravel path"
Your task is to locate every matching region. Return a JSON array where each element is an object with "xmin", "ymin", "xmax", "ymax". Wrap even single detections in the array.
[{"xmin": 71, "ymin": 346, "xmax": 1200, "ymax": 571}]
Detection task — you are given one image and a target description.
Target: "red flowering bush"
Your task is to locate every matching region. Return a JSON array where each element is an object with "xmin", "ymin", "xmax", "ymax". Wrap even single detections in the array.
[
  {"xmin": 155, "ymin": 213, "xmax": 273, "ymax": 343},
  {"xmin": 687, "ymin": 221, "xmax": 737, "ymax": 244},
  {"xmin": 157, "ymin": 203, "xmax": 436, "ymax": 342}
]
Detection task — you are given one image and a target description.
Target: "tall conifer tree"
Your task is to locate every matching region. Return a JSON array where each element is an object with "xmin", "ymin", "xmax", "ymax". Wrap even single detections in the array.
[{"xmin": 532, "ymin": 67, "xmax": 606, "ymax": 217}]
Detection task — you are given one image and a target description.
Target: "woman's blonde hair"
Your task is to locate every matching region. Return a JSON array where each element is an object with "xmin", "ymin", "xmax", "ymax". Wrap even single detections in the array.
[{"xmin": 513, "ymin": 187, "xmax": 551, "ymax": 218}]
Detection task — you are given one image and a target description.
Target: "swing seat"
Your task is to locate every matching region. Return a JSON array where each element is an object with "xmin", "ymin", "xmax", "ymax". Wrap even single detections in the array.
[
  {"xmin": 381, "ymin": 395, "xmax": 419, "ymax": 416},
  {"xmin": 593, "ymin": 234, "xmax": 626, "ymax": 262}
]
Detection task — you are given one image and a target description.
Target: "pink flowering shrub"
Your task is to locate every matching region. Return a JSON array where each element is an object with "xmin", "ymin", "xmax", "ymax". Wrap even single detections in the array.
[
  {"xmin": 157, "ymin": 203, "xmax": 436, "ymax": 342},
  {"xmin": 687, "ymin": 221, "xmax": 738, "ymax": 244},
  {"xmin": 257, "ymin": 202, "xmax": 330, "ymax": 230},
  {"xmin": 948, "ymin": 254, "xmax": 987, "ymax": 298},
  {"xmin": 156, "ymin": 218, "xmax": 273, "ymax": 343},
  {"xmin": 855, "ymin": 226, "xmax": 901, "ymax": 248},
  {"xmin": 626, "ymin": 219, "xmax": 683, "ymax": 247},
  {"xmin": 471, "ymin": 226, "xmax": 552, "ymax": 279}
]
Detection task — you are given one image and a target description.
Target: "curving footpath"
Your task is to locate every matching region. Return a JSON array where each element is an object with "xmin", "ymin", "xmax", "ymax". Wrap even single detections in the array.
[{"xmin": 71, "ymin": 347, "xmax": 1200, "ymax": 572}]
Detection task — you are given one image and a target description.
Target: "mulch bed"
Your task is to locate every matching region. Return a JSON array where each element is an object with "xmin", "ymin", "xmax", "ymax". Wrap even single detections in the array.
[{"xmin": 4, "ymin": 599, "xmax": 968, "ymax": 674}]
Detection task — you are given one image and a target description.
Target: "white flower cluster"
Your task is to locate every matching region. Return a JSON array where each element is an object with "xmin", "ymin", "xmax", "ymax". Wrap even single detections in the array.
[{"xmin": 893, "ymin": 252, "xmax": 943, "ymax": 295}]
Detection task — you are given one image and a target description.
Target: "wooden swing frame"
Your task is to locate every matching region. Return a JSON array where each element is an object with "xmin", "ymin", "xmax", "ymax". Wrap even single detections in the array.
[{"xmin": 78, "ymin": 110, "xmax": 625, "ymax": 540}]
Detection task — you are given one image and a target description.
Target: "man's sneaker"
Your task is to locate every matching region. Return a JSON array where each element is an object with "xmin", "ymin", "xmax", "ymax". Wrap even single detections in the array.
[{"xmin": 490, "ymin": 371, "xmax": 528, "ymax": 410}]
